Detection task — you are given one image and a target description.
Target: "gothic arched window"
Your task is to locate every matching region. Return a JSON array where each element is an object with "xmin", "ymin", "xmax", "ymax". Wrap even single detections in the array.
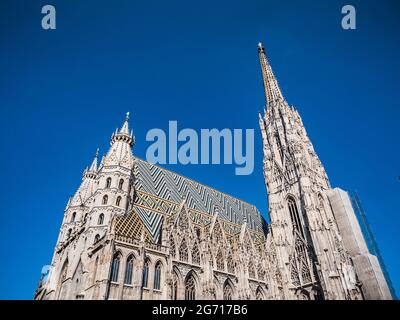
[
  {"xmin": 106, "ymin": 177, "xmax": 112, "ymax": 188},
  {"xmin": 142, "ymin": 259, "xmax": 150, "ymax": 288},
  {"xmin": 223, "ymin": 282, "xmax": 233, "ymax": 300},
  {"xmin": 102, "ymin": 195, "xmax": 108, "ymax": 205},
  {"xmin": 216, "ymin": 249, "xmax": 224, "ymax": 271},
  {"xmin": 98, "ymin": 213, "xmax": 104, "ymax": 225},
  {"xmin": 94, "ymin": 234, "xmax": 100, "ymax": 244},
  {"xmin": 124, "ymin": 255, "xmax": 134, "ymax": 285},
  {"xmin": 256, "ymin": 287, "xmax": 264, "ymax": 300},
  {"xmin": 154, "ymin": 262, "xmax": 162, "ymax": 290},
  {"xmin": 172, "ymin": 272, "xmax": 179, "ymax": 300},
  {"xmin": 288, "ymin": 197, "xmax": 304, "ymax": 238},
  {"xmin": 60, "ymin": 260, "xmax": 68, "ymax": 283},
  {"xmin": 67, "ymin": 228, "xmax": 72, "ymax": 239},
  {"xmin": 192, "ymin": 243, "xmax": 200, "ymax": 265},
  {"xmin": 179, "ymin": 239, "xmax": 188, "ymax": 262},
  {"xmin": 185, "ymin": 274, "xmax": 196, "ymax": 300},
  {"xmin": 116, "ymin": 196, "xmax": 122, "ymax": 207},
  {"xmin": 110, "ymin": 253, "xmax": 121, "ymax": 282},
  {"xmin": 57, "ymin": 259, "xmax": 69, "ymax": 298},
  {"xmin": 71, "ymin": 212, "xmax": 76, "ymax": 223},
  {"xmin": 118, "ymin": 179, "xmax": 124, "ymax": 190}
]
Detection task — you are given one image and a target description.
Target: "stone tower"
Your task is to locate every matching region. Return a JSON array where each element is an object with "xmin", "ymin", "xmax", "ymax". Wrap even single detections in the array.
[
  {"xmin": 258, "ymin": 42, "xmax": 363, "ymax": 300},
  {"xmin": 257, "ymin": 42, "xmax": 392, "ymax": 300}
]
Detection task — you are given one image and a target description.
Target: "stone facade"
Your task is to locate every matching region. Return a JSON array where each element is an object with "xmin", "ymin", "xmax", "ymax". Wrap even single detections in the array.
[{"xmin": 34, "ymin": 43, "xmax": 392, "ymax": 300}]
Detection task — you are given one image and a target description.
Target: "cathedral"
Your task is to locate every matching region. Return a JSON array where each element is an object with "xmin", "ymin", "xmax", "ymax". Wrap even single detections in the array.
[{"xmin": 34, "ymin": 43, "xmax": 392, "ymax": 300}]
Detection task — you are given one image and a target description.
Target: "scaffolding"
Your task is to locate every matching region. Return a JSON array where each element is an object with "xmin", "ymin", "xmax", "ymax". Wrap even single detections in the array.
[{"xmin": 350, "ymin": 191, "xmax": 397, "ymax": 299}]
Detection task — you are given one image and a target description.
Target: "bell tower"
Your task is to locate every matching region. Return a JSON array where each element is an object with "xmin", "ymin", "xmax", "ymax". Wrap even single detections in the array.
[{"xmin": 258, "ymin": 42, "xmax": 362, "ymax": 300}]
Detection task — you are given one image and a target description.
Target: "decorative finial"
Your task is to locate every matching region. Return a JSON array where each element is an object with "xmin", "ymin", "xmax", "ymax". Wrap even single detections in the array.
[
  {"xmin": 126, "ymin": 112, "xmax": 130, "ymax": 121},
  {"xmin": 95, "ymin": 148, "xmax": 99, "ymax": 158},
  {"xmin": 258, "ymin": 42, "xmax": 263, "ymax": 49}
]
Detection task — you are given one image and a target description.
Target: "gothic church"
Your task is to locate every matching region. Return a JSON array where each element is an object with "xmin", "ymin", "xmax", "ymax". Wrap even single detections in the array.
[{"xmin": 34, "ymin": 43, "xmax": 392, "ymax": 300}]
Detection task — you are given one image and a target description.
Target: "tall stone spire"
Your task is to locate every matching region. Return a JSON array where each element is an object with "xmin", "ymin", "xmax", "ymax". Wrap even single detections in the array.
[{"xmin": 258, "ymin": 42, "xmax": 284, "ymax": 107}]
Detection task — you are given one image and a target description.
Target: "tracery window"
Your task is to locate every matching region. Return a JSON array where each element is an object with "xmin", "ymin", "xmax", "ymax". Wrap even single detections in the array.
[
  {"xmin": 179, "ymin": 239, "xmax": 188, "ymax": 262},
  {"xmin": 288, "ymin": 197, "xmax": 304, "ymax": 238},
  {"xmin": 118, "ymin": 179, "xmax": 124, "ymax": 190},
  {"xmin": 185, "ymin": 274, "xmax": 196, "ymax": 300},
  {"xmin": 142, "ymin": 259, "xmax": 150, "ymax": 288},
  {"xmin": 192, "ymin": 243, "xmax": 200, "ymax": 265},
  {"xmin": 98, "ymin": 213, "xmax": 104, "ymax": 225},
  {"xmin": 110, "ymin": 253, "xmax": 120, "ymax": 282},
  {"xmin": 102, "ymin": 195, "xmax": 108, "ymax": 205},
  {"xmin": 124, "ymin": 255, "xmax": 134, "ymax": 285},
  {"xmin": 154, "ymin": 262, "xmax": 162, "ymax": 290},
  {"xmin": 216, "ymin": 249, "xmax": 224, "ymax": 271},
  {"xmin": 223, "ymin": 283, "xmax": 233, "ymax": 300},
  {"xmin": 172, "ymin": 272, "xmax": 179, "ymax": 300},
  {"xmin": 106, "ymin": 177, "xmax": 112, "ymax": 188},
  {"xmin": 71, "ymin": 212, "xmax": 76, "ymax": 223},
  {"xmin": 116, "ymin": 196, "xmax": 122, "ymax": 207}
]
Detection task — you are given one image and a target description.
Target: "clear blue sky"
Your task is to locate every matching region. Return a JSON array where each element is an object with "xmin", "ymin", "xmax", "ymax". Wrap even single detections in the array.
[{"xmin": 0, "ymin": 0, "xmax": 399, "ymax": 299}]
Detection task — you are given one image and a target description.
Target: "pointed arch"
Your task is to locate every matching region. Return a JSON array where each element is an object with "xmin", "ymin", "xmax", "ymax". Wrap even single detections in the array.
[
  {"xmin": 256, "ymin": 286, "xmax": 265, "ymax": 300},
  {"xmin": 102, "ymin": 195, "xmax": 108, "ymax": 205},
  {"xmin": 184, "ymin": 271, "xmax": 198, "ymax": 300},
  {"xmin": 153, "ymin": 261, "xmax": 162, "ymax": 290},
  {"xmin": 124, "ymin": 254, "xmax": 134, "ymax": 285},
  {"xmin": 116, "ymin": 196, "xmax": 122, "ymax": 207},
  {"xmin": 106, "ymin": 177, "xmax": 112, "ymax": 188},
  {"xmin": 142, "ymin": 258, "xmax": 150, "ymax": 288},
  {"xmin": 118, "ymin": 179, "xmax": 124, "ymax": 190},
  {"xmin": 70, "ymin": 212, "xmax": 76, "ymax": 223},
  {"xmin": 98, "ymin": 213, "xmax": 104, "ymax": 225},
  {"xmin": 57, "ymin": 258, "xmax": 69, "ymax": 298},
  {"xmin": 223, "ymin": 279, "xmax": 234, "ymax": 300},
  {"xmin": 110, "ymin": 252, "xmax": 121, "ymax": 282},
  {"xmin": 287, "ymin": 196, "xmax": 304, "ymax": 238},
  {"xmin": 171, "ymin": 266, "xmax": 183, "ymax": 300}
]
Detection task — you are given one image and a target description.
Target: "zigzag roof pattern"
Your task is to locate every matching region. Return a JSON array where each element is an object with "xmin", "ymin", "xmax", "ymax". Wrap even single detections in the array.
[{"xmin": 132, "ymin": 157, "xmax": 268, "ymax": 235}]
